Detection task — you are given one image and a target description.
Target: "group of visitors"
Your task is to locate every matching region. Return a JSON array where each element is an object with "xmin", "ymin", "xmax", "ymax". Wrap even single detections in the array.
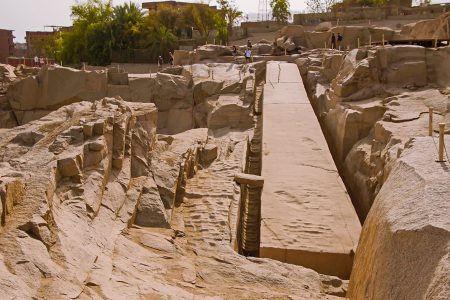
[
  {"xmin": 157, "ymin": 51, "xmax": 174, "ymax": 70},
  {"xmin": 330, "ymin": 33, "xmax": 343, "ymax": 49},
  {"xmin": 33, "ymin": 56, "xmax": 47, "ymax": 67},
  {"xmin": 232, "ymin": 39, "xmax": 253, "ymax": 63}
]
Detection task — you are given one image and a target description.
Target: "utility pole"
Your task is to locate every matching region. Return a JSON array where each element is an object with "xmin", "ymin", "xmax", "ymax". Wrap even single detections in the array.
[{"xmin": 258, "ymin": 0, "xmax": 269, "ymax": 21}]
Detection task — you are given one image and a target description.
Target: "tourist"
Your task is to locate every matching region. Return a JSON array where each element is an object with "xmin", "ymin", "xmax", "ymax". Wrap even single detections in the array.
[
  {"xmin": 337, "ymin": 33, "xmax": 343, "ymax": 49},
  {"xmin": 158, "ymin": 55, "xmax": 163, "ymax": 70},
  {"xmin": 232, "ymin": 45, "xmax": 237, "ymax": 61},
  {"xmin": 245, "ymin": 48, "xmax": 252, "ymax": 63},
  {"xmin": 247, "ymin": 39, "xmax": 252, "ymax": 49},
  {"xmin": 34, "ymin": 56, "xmax": 39, "ymax": 67},
  {"xmin": 331, "ymin": 33, "xmax": 336, "ymax": 49},
  {"xmin": 39, "ymin": 57, "xmax": 45, "ymax": 67},
  {"xmin": 169, "ymin": 51, "xmax": 174, "ymax": 65}
]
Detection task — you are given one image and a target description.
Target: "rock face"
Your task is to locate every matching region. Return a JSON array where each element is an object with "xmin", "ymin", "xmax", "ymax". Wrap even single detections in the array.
[
  {"xmin": 196, "ymin": 44, "xmax": 233, "ymax": 60},
  {"xmin": 7, "ymin": 65, "xmax": 108, "ymax": 111},
  {"xmin": 1, "ymin": 63, "xmax": 263, "ymax": 136},
  {"xmin": 348, "ymin": 137, "xmax": 450, "ymax": 299},
  {"xmin": 0, "ymin": 95, "xmax": 347, "ymax": 299},
  {"xmin": 260, "ymin": 62, "xmax": 361, "ymax": 280},
  {"xmin": 277, "ymin": 13, "xmax": 450, "ymax": 51},
  {"xmin": 298, "ymin": 45, "xmax": 450, "ymax": 298}
]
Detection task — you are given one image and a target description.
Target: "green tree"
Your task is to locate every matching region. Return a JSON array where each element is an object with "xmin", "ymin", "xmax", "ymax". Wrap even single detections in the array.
[
  {"xmin": 112, "ymin": 2, "xmax": 144, "ymax": 51},
  {"xmin": 214, "ymin": 13, "xmax": 229, "ymax": 44},
  {"xmin": 182, "ymin": 4, "xmax": 216, "ymax": 44},
  {"xmin": 306, "ymin": 0, "xmax": 336, "ymax": 13},
  {"xmin": 216, "ymin": 0, "xmax": 243, "ymax": 42},
  {"xmin": 144, "ymin": 26, "xmax": 177, "ymax": 59},
  {"xmin": 62, "ymin": 0, "xmax": 114, "ymax": 65},
  {"xmin": 270, "ymin": 0, "xmax": 291, "ymax": 24}
]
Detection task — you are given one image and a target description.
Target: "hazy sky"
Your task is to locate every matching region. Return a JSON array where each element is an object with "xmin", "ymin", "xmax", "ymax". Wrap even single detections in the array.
[{"xmin": 0, "ymin": 0, "xmax": 307, "ymax": 42}]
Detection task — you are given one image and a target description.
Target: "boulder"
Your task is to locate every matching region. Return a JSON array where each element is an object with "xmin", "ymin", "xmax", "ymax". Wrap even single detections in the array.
[
  {"xmin": 348, "ymin": 137, "xmax": 450, "ymax": 300},
  {"xmin": 256, "ymin": 43, "xmax": 273, "ymax": 55},
  {"xmin": 0, "ymin": 64, "xmax": 17, "ymax": 82},
  {"xmin": 305, "ymin": 31, "xmax": 332, "ymax": 49},
  {"xmin": 196, "ymin": 44, "xmax": 232, "ymax": 60},
  {"xmin": 258, "ymin": 39, "xmax": 272, "ymax": 44},
  {"xmin": 134, "ymin": 177, "xmax": 170, "ymax": 228},
  {"xmin": 129, "ymin": 75, "xmax": 156, "ymax": 103},
  {"xmin": 7, "ymin": 66, "xmax": 107, "ymax": 111},
  {"xmin": 315, "ymin": 22, "xmax": 332, "ymax": 32},
  {"xmin": 282, "ymin": 37, "xmax": 297, "ymax": 51},
  {"xmin": 173, "ymin": 50, "xmax": 191, "ymax": 65},
  {"xmin": 207, "ymin": 94, "xmax": 253, "ymax": 130},
  {"xmin": 280, "ymin": 25, "xmax": 305, "ymax": 38},
  {"xmin": 276, "ymin": 37, "xmax": 286, "ymax": 48},
  {"xmin": 200, "ymin": 143, "xmax": 218, "ymax": 165},
  {"xmin": 153, "ymin": 72, "xmax": 194, "ymax": 134}
]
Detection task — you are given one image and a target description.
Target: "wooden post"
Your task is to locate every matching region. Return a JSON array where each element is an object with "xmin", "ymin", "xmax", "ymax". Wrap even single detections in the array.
[
  {"xmin": 358, "ymin": 38, "xmax": 360, "ymax": 48},
  {"xmin": 429, "ymin": 107, "xmax": 434, "ymax": 136},
  {"xmin": 438, "ymin": 123, "xmax": 445, "ymax": 161}
]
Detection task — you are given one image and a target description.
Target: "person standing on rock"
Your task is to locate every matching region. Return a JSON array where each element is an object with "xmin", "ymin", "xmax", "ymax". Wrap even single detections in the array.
[
  {"xmin": 245, "ymin": 48, "xmax": 252, "ymax": 63},
  {"xmin": 331, "ymin": 33, "xmax": 336, "ymax": 49},
  {"xmin": 232, "ymin": 45, "xmax": 238, "ymax": 61},
  {"xmin": 337, "ymin": 33, "xmax": 343, "ymax": 50},
  {"xmin": 158, "ymin": 55, "xmax": 163, "ymax": 70},
  {"xmin": 34, "ymin": 56, "xmax": 39, "ymax": 67},
  {"xmin": 169, "ymin": 51, "xmax": 174, "ymax": 65},
  {"xmin": 247, "ymin": 39, "xmax": 252, "ymax": 49},
  {"xmin": 39, "ymin": 56, "xmax": 45, "ymax": 67}
]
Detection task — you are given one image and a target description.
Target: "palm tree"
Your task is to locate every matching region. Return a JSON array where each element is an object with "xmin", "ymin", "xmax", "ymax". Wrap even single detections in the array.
[
  {"xmin": 146, "ymin": 26, "xmax": 177, "ymax": 60},
  {"xmin": 112, "ymin": 2, "xmax": 144, "ymax": 51}
]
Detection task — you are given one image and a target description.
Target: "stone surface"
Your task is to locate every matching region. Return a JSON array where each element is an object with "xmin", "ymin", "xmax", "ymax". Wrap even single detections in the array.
[
  {"xmin": 234, "ymin": 173, "xmax": 264, "ymax": 187},
  {"xmin": 260, "ymin": 62, "xmax": 361, "ymax": 279},
  {"xmin": 348, "ymin": 137, "xmax": 450, "ymax": 299},
  {"xmin": 7, "ymin": 65, "xmax": 107, "ymax": 111},
  {"xmin": 315, "ymin": 22, "xmax": 332, "ymax": 32},
  {"xmin": 300, "ymin": 46, "xmax": 450, "ymax": 297},
  {"xmin": 196, "ymin": 44, "xmax": 232, "ymax": 60},
  {"xmin": 2, "ymin": 63, "xmax": 262, "ymax": 136},
  {"xmin": 0, "ymin": 94, "xmax": 345, "ymax": 299}
]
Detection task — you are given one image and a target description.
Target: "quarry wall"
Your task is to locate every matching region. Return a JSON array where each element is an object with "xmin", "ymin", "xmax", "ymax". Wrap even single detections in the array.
[{"xmin": 298, "ymin": 45, "xmax": 450, "ymax": 298}]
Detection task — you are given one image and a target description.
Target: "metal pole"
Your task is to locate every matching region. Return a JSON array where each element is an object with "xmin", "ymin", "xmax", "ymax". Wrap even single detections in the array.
[{"xmin": 438, "ymin": 123, "xmax": 445, "ymax": 161}]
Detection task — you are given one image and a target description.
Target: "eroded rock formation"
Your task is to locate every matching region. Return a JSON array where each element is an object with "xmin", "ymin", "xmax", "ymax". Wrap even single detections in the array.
[
  {"xmin": 276, "ymin": 12, "xmax": 450, "ymax": 52},
  {"xmin": 298, "ymin": 45, "xmax": 450, "ymax": 299},
  {"xmin": 0, "ymin": 60, "xmax": 348, "ymax": 298}
]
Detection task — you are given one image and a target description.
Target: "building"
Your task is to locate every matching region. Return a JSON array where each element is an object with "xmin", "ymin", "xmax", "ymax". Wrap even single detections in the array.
[
  {"xmin": 294, "ymin": 2, "xmax": 450, "ymax": 26},
  {"xmin": 13, "ymin": 43, "xmax": 27, "ymax": 58},
  {"xmin": 0, "ymin": 29, "xmax": 15, "ymax": 64},
  {"xmin": 26, "ymin": 31, "xmax": 57, "ymax": 57},
  {"xmin": 142, "ymin": 1, "xmax": 217, "ymax": 11}
]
